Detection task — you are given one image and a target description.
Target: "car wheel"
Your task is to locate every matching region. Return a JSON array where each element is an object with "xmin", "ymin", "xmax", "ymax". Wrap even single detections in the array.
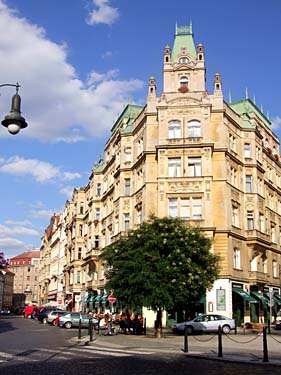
[
  {"xmin": 222, "ymin": 325, "xmax": 231, "ymax": 334},
  {"xmin": 186, "ymin": 326, "xmax": 194, "ymax": 334},
  {"xmin": 65, "ymin": 321, "xmax": 72, "ymax": 329},
  {"xmin": 52, "ymin": 320, "xmax": 57, "ymax": 326}
]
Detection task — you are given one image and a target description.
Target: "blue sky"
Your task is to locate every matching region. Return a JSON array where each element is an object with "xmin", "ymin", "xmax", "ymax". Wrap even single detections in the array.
[{"xmin": 0, "ymin": 0, "xmax": 281, "ymax": 259}]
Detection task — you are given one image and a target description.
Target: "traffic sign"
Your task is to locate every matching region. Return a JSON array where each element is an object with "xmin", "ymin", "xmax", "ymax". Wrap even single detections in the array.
[{"xmin": 108, "ymin": 294, "xmax": 116, "ymax": 303}]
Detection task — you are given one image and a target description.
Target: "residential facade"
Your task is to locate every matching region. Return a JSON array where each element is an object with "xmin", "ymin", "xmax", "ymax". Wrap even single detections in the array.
[
  {"xmin": 9, "ymin": 250, "xmax": 40, "ymax": 306},
  {"xmin": 39, "ymin": 23, "xmax": 281, "ymax": 326},
  {"xmin": 38, "ymin": 214, "xmax": 66, "ymax": 308}
]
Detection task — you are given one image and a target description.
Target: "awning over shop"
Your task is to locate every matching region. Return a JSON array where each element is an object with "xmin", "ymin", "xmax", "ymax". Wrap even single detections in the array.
[
  {"xmin": 199, "ymin": 295, "xmax": 206, "ymax": 304},
  {"xmin": 101, "ymin": 293, "xmax": 109, "ymax": 303},
  {"xmin": 95, "ymin": 295, "xmax": 103, "ymax": 304},
  {"xmin": 273, "ymin": 294, "xmax": 281, "ymax": 304},
  {"xmin": 250, "ymin": 291, "xmax": 268, "ymax": 305},
  {"xmin": 88, "ymin": 296, "xmax": 96, "ymax": 303},
  {"xmin": 233, "ymin": 289, "xmax": 258, "ymax": 303},
  {"xmin": 265, "ymin": 293, "xmax": 281, "ymax": 305}
]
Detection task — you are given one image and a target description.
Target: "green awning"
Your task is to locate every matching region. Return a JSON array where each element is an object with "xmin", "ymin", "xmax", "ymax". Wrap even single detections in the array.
[
  {"xmin": 199, "ymin": 295, "xmax": 206, "ymax": 304},
  {"xmin": 273, "ymin": 294, "xmax": 281, "ymax": 304},
  {"xmin": 95, "ymin": 295, "xmax": 103, "ymax": 304},
  {"xmin": 101, "ymin": 293, "xmax": 109, "ymax": 303},
  {"xmin": 250, "ymin": 291, "xmax": 268, "ymax": 305},
  {"xmin": 89, "ymin": 296, "xmax": 96, "ymax": 303},
  {"xmin": 233, "ymin": 289, "xmax": 258, "ymax": 303},
  {"xmin": 265, "ymin": 293, "xmax": 281, "ymax": 305}
]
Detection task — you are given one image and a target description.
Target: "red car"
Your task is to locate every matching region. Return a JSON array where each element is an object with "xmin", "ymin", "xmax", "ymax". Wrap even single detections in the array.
[{"xmin": 24, "ymin": 305, "xmax": 42, "ymax": 319}]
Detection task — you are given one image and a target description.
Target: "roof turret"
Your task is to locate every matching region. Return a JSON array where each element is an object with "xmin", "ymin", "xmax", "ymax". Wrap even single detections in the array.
[{"xmin": 171, "ymin": 21, "xmax": 196, "ymax": 61}]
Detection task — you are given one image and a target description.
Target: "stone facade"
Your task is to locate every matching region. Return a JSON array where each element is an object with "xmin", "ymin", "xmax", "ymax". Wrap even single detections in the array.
[
  {"xmin": 9, "ymin": 250, "xmax": 40, "ymax": 307},
  {"xmin": 39, "ymin": 23, "xmax": 281, "ymax": 325}
]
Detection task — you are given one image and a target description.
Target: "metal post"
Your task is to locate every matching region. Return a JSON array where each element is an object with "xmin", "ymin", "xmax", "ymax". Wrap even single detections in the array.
[
  {"xmin": 143, "ymin": 318, "xmax": 146, "ymax": 335},
  {"xmin": 218, "ymin": 325, "xmax": 223, "ymax": 357},
  {"xmin": 183, "ymin": 325, "xmax": 188, "ymax": 353},
  {"xmin": 262, "ymin": 327, "xmax": 269, "ymax": 362},
  {"xmin": 78, "ymin": 318, "xmax": 82, "ymax": 339},
  {"xmin": 89, "ymin": 318, "xmax": 93, "ymax": 341}
]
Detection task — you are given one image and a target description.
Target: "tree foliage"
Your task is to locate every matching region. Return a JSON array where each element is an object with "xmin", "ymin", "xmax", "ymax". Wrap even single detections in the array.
[{"xmin": 102, "ymin": 215, "xmax": 220, "ymax": 313}]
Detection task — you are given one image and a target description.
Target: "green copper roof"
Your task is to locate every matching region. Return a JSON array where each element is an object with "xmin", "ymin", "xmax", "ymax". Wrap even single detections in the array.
[
  {"xmin": 229, "ymin": 98, "xmax": 271, "ymax": 130},
  {"xmin": 171, "ymin": 22, "xmax": 196, "ymax": 61},
  {"xmin": 111, "ymin": 104, "xmax": 143, "ymax": 134}
]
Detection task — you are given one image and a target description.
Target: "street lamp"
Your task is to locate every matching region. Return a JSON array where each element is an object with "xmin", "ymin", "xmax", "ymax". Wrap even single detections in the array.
[{"xmin": 1, "ymin": 83, "xmax": 28, "ymax": 135}]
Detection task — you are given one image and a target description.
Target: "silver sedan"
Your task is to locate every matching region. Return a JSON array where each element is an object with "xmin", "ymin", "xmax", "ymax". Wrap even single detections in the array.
[{"xmin": 173, "ymin": 314, "xmax": 236, "ymax": 334}]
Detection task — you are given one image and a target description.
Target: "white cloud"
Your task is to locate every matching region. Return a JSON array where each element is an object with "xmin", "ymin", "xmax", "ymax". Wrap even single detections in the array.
[
  {"xmin": 60, "ymin": 185, "xmax": 75, "ymax": 199},
  {"xmin": 87, "ymin": 69, "xmax": 119, "ymax": 86},
  {"xmin": 0, "ymin": 224, "xmax": 40, "ymax": 237},
  {"xmin": 30, "ymin": 209, "xmax": 57, "ymax": 219},
  {"xmin": 271, "ymin": 116, "xmax": 281, "ymax": 131},
  {"xmin": 5, "ymin": 220, "xmax": 33, "ymax": 227},
  {"xmin": 0, "ymin": 1, "xmax": 142, "ymax": 142},
  {"xmin": 0, "ymin": 156, "xmax": 81, "ymax": 183},
  {"xmin": 86, "ymin": 0, "xmax": 119, "ymax": 25},
  {"xmin": 0, "ymin": 237, "xmax": 31, "ymax": 258}
]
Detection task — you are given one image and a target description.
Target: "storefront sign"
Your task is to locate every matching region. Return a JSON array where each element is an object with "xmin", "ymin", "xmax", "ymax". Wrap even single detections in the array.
[{"xmin": 216, "ymin": 288, "xmax": 226, "ymax": 311}]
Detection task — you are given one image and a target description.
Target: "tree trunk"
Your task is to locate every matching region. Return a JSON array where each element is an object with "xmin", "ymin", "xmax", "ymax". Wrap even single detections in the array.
[{"xmin": 155, "ymin": 309, "xmax": 162, "ymax": 338}]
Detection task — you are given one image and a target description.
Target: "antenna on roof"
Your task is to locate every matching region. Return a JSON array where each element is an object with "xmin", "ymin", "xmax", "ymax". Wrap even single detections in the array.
[
  {"xmin": 245, "ymin": 87, "xmax": 248, "ymax": 99},
  {"xmin": 228, "ymin": 91, "xmax": 232, "ymax": 103},
  {"xmin": 253, "ymin": 95, "xmax": 256, "ymax": 105}
]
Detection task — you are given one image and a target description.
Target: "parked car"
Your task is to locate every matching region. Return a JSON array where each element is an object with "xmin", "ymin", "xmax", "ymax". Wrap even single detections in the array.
[
  {"xmin": 58, "ymin": 312, "xmax": 98, "ymax": 329},
  {"xmin": 47, "ymin": 310, "xmax": 68, "ymax": 325},
  {"xmin": 173, "ymin": 314, "xmax": 236, "ymax": 334},
  {"xmin": 24, "ymin": 305, "xmax": 42, "ymax": 319},
  {"xmin": 0, "ymin": 308, "xmax": 11, "ymax": 315},
  {"xmin": 274, "ymin": 321, "xmax": 281, "ymax": 330},
  {"xmin": 38, "ymin": 307, "xmax": 61, "ymax": 324}
]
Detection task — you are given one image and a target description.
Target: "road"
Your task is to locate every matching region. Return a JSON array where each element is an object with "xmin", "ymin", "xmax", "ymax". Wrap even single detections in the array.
[{"xmin": 0, "ymin": 315, "xmax": 281, "ymax": 374}]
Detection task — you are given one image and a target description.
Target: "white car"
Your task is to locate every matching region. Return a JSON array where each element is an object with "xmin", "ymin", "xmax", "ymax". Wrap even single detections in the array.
[{"xmin": 173, "ymin": 314, "xmax": 236, "ymax": 334}]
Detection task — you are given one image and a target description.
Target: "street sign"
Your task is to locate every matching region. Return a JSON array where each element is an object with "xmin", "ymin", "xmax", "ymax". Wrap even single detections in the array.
[{"xmin": 108, "ymin": 294, "xmax": 116, "ymax": 303}]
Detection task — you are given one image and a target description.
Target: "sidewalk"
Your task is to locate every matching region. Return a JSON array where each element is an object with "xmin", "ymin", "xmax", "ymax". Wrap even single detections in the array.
[{"xmin": 70, "ymin": 328, "xmax": 281, "ymax": 366}]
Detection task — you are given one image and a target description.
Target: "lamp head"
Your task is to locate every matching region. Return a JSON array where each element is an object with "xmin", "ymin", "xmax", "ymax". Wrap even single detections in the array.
[{"xmin": 1, "ymin": 92, "xmax": 28, "ymax": 135}]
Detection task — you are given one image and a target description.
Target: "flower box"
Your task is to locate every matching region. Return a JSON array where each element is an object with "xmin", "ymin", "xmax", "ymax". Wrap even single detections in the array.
[{"xmin": 178, "ymin": 86, "xmax": 189, "ymax": 93}]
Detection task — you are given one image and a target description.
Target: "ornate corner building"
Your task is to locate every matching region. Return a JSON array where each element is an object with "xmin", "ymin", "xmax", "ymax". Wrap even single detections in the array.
[{"xmin": 39, "ymin": 23, "xmax": 281, "ymax": 326}]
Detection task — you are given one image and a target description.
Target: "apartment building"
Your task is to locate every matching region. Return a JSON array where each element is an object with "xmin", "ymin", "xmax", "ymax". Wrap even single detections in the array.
[
  {"xmin": 9, "ymin": 250, "xmax": 40, "ymax": 306},
  {"xmin": 38, "ymin": 214, "xmax": 66, "ymax": 308},
  {"xmin": 39, "ymin": 23, "xmax": 281, "ymax": 325}
]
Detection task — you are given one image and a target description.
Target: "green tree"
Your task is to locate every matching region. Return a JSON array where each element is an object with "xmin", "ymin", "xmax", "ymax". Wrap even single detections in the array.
[{"xmin": 102, "ymin": 215, "xmax": 220, "ymax": 334}]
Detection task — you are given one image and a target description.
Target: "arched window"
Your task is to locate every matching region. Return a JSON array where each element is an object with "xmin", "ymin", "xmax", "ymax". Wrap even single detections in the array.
[
  {"xmin": 180, "ymin": 76, "xmax": 188, "ymax": 88},
  {"xmin": 188, "ymin": 120, "xmax": 201, "ymax": 137},
  {"xmin": 168, "ymin": 120, "xmax": 181, "ymax": 138},
  {"xmin": 179, "ymin": 57, "xmax": 189, "ymax": 64}
]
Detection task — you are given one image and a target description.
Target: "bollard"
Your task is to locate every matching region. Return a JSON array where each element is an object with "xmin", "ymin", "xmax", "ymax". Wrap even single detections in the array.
[
  {"xmin": 182, "ymin": 325, "xmax": 188, "ymax": 353},
  {"xmin": 78, "ymin": 318, "xmax": 82, "ymax": 340},
  {"xmin": 262, "ymin": 327, "xmax": 269, "ymax": 362},
  {"xmin": 89, "ymin": 318, "xmax": 93, "ymax": 341},
  {"xmin": 143, "ymin": 318, "xmax": 147, "ymax": 335},
  {"xmin": 234, "ymin": 320, "xmax": 237, "ymax": 335},
  {"xmin": 218, "ymin": 325, "xmax": 223, "ymax": 357}
]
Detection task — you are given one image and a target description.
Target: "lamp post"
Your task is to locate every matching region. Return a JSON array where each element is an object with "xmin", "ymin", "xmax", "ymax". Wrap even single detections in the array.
[{"xmin": 0, "ymin": 83, "xmax": 28, "ymax": 135}]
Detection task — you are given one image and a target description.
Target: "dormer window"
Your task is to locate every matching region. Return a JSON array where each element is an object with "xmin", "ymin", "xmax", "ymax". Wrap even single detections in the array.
[{"xmin": 179, "ymin": 57, "xmax": 189, "ymax": 64}]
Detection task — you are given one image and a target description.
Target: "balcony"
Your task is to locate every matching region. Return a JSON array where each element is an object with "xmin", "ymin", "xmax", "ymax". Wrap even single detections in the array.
[
  {"xmin": 246, "ymin": 230, "xmax": 271, "ymax": 244},
  {"xmin": 248, "ymin": 271, "xmax": 269, "ymax": 283}
]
